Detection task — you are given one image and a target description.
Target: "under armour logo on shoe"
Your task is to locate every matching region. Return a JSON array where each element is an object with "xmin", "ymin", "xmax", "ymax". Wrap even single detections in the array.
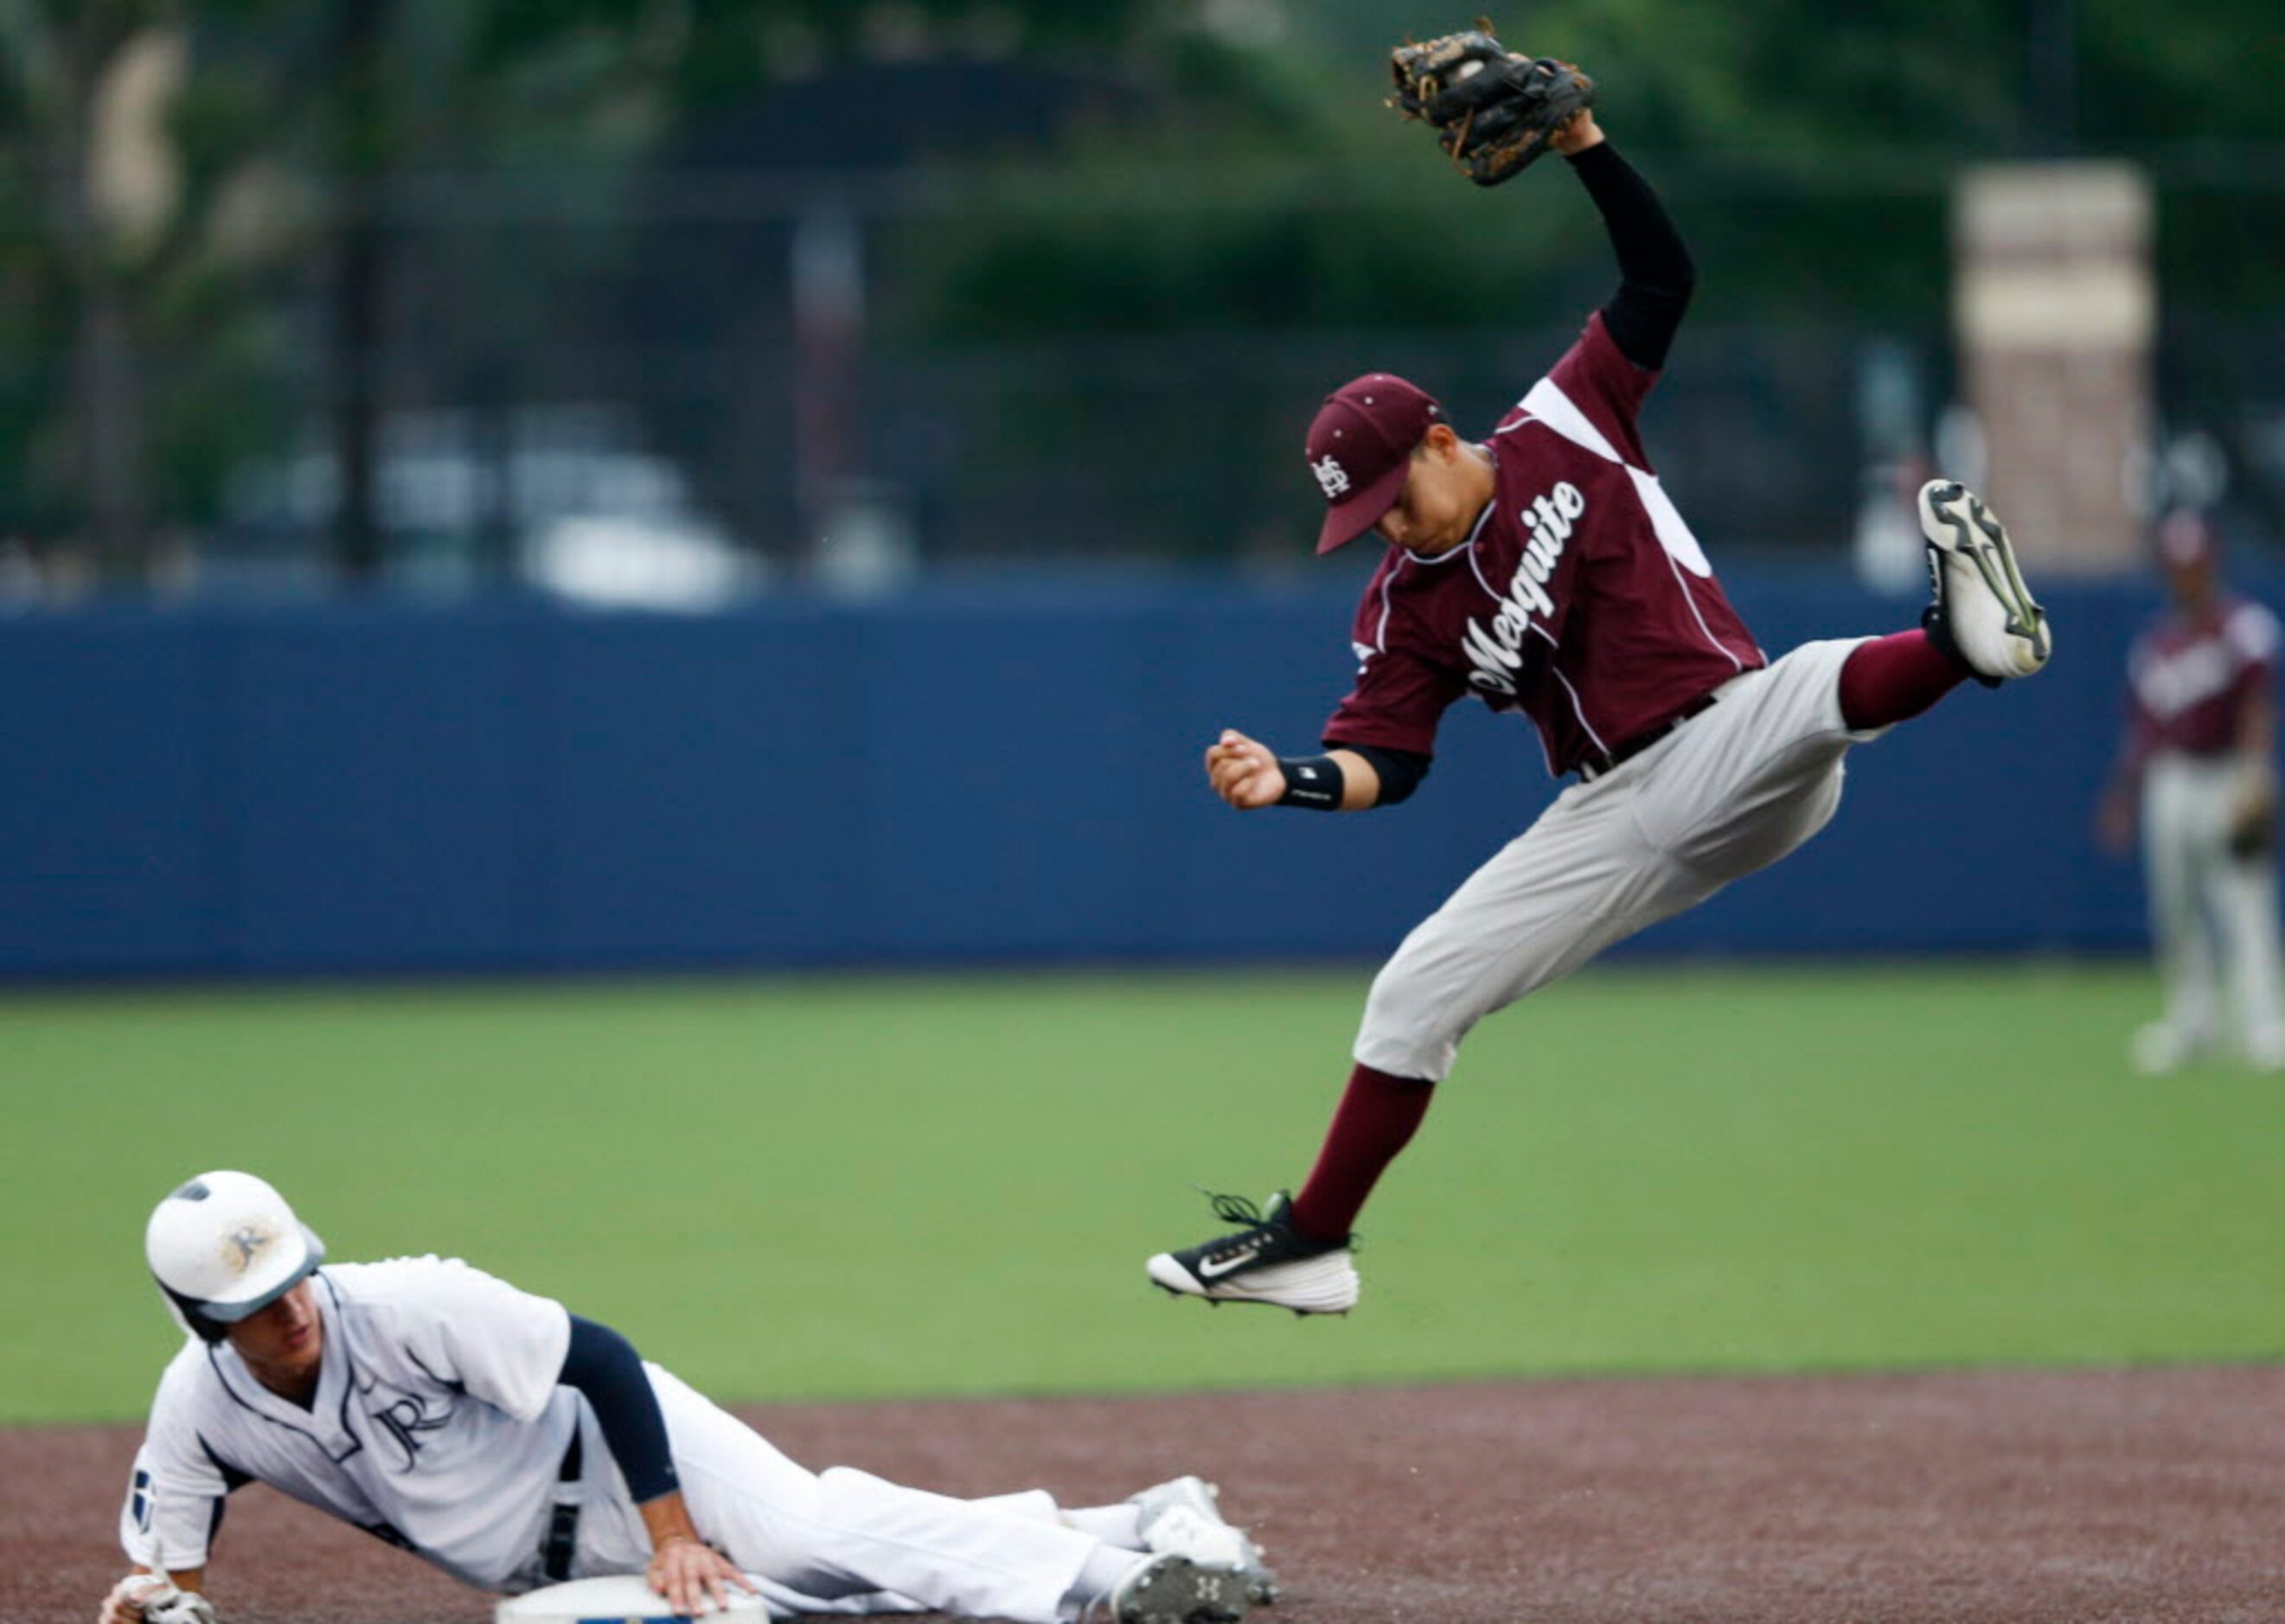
[{"xmin": 1311, "ymin": 455, "xmax": 1351, "ymax": 499}]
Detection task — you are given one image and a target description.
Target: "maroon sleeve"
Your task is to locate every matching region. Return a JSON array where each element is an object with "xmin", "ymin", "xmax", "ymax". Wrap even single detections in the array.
[
  {"xmin": 1322, "ymin": 646, "xmax": 1466, "ymax": 758},
  {"xmin": 1544, "ymin": 310, "xmax": 1657, "ymax": 467}
]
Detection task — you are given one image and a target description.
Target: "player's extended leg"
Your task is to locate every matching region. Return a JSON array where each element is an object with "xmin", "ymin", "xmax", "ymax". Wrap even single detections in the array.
[
  {"xmin": 1835, "ymin": 481, "xmax": 2053, "ymax": 730},
  {"xmin": 1147, "ymin": 762, "xmax": 1729, "ymax": 1314},
  {"xmin": 2135, "ymin": 765, "xmax": 2223, "ymax": 1072},
  {"xmin": 2209, "ymin": 836, "xmax": 2285, "ymax": 1068},
  {"xmin": 1915, "ymin": 480, "xmax": 2052, "ymax": 685},
  {"xmin": 653, "ymin": 1371, "xmax": 1251, "ymax": 1624},
  {"xmin": 1007, "ymin": 1479, "xmax": 1278, "ymax": 1605}
]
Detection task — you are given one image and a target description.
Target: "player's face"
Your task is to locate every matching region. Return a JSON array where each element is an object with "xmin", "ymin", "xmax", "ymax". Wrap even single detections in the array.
[
  {"xmin": 2166, "ymin": 553, "xmax": 2216, "ymax": 613},
  {"xmin": 226, "ymin": 1280, "xmax": 323, "ymax": 1397},
  {"xmin": 1373, "ymin": 431, "xmax": 1491, "ymax": 557}
]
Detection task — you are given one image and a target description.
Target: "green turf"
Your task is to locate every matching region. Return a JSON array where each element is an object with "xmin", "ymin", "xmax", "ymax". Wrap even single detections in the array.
[{"xmin": 4, "ymin": 961, "xmax": 2281, "ymax": 1425}]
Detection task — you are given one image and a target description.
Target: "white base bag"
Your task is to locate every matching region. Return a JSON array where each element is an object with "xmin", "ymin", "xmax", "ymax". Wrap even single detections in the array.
[{"xmin": 496, "ymin": 1576, "xmax": 771, "ymax": 1624}]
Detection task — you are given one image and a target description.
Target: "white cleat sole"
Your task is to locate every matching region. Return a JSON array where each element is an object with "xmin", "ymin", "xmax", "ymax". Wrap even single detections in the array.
[
  {"xmin": 1146, "ymin": 1250, "xmax": 1360, "ymax": 1315},
  {"xmin": 1918, "ymin": 480, "xmax": 2051, "ymax": 679}
]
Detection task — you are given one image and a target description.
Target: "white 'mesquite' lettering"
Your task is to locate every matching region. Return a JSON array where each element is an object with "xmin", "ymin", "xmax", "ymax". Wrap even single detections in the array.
[
  {"xmin": 1312, "ymin": 455, "xmax": 1351, "ymax": 499},
  {"xmin": 1463, "ymin": 482, "xmax": 1585, "ymax": 694}
]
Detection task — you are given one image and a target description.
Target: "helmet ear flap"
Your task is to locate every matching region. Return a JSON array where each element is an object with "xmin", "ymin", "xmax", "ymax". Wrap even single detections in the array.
[{"xmin": 157, "ymin": 1281, "xmax": 228, "ymax": 1345}]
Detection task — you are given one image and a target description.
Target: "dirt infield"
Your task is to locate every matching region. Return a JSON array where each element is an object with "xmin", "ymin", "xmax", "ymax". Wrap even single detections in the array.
[{"xmin": 10, "ymin": 1365, "xmax": 2282, "ymax": 1623}]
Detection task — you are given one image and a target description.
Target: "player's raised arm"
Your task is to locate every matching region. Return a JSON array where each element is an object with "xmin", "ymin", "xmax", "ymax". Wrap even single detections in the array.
[
  {"xmin": 1383, "ymin": 33, "xmax": 1690, "ymax": 369},
  {"xmin": 1558, "ymin": 118, "xmax": 1697, "ymax": 370}
]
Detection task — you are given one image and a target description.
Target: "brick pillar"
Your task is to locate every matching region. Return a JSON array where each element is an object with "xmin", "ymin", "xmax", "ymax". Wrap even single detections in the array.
[{"xmin": 1953, "ymin": 163, "xmax": 2154, "ymax": 574}]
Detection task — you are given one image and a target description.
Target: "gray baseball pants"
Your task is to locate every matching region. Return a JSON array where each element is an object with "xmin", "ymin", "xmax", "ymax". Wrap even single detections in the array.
[
  {"xmin": 1355, "ymin": 637, "xmax": 1882, "ymax": 1081},
  {"xmin": 2140, "ymin": 751, "xmax": 2285, "ymax": 1055}
]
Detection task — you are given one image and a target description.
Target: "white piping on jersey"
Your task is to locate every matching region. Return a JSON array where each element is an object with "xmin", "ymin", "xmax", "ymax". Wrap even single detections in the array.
[
  {"xmin": 1464, "ymin": 542, "xmax": 1499, "ymax": 601},
  {"xmin": 1359, "ymin": 496, "xmax": 1497, "ymax": 660},
  {"xmin": 1623, "ymin": 465, "xmax": 1714, "ymax": 579},
  {"xmin": 1366, "ymin": 555, "xmax": 1405, "ymax": 656},
  {"xmin": 1659, "ymin": 541, "xmax": 1744, "ymax": 672},
  {"xmin": 1509, "ymin": 374, "xmax": 1742, "ymax": 667},
  {"xmin": 1550, "ymin": 663, "xmax": 1611, "ymax": 758},
  {"xmin": 1423, "ymin": 496, "xmax": 1500, "ymax": 566},
  {"xmin": 1518, "ymin": 377, "xmax": 1624, "ymax": 463}
]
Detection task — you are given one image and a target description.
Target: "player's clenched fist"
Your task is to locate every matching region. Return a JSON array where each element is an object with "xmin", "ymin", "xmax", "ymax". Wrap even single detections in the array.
[{"xmin": 1205, "ymin": 729, "xmax": 1285, "ymax": 810}]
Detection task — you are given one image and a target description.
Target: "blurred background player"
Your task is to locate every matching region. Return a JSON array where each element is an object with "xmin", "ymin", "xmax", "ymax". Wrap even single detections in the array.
[
  {"xmin": 104, "ymin": 1172, "xmax": 1267, "ymax": 1624},
  {"xmin": 1142, "ymin": 101, "xmax": 2051, "ymax": 1315},
  {"xmin": 2097, "ymin": 510, "xmax": 2285, "ymax": 1072}
]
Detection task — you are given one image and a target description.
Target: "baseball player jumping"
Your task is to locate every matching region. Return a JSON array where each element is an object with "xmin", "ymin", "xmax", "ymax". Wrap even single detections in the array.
[
  {"xmin": 1144, "ymin": 36, "xmax": 2051, "ymax": 1316},
  {"xmin": 104, "ymin": 1172, "xmax": 1269, "ymax": 1624}
]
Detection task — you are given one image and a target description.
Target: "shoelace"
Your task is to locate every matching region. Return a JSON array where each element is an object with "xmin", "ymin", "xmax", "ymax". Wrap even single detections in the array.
[
  {"xmin": 1200, "ymin": 1188, "xmax": 1275, "ymax": 1229},
  {"xmin": 1194, "ymin": 1186, "xmax": 1363, "ymax": 1256}
]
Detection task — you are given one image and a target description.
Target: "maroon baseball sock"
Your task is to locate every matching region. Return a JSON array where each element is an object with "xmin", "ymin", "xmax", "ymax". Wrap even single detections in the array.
[
  {"xmin": 1837, "ymin": 629, "xmax": 1967, "ymax": 729},
  {"xmin": 1288, "ymin": 1064, "xmax": 1437, "ymax": 1243}
]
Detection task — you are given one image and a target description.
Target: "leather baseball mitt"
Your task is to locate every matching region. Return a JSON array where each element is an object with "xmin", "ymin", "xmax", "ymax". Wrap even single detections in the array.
[
  {"xmin": 2229, "ymin": 790, "xmax": 2276, "ymax": 861},
  {"xmin": 1388, "ymin": 25, "xmax": 1594, "ymax": 186}
]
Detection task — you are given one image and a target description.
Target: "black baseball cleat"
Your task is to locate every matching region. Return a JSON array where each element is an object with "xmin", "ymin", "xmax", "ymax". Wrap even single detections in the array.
[
  {"xmin": 1145, "ymin": 1190, "xmax": 1360, "ymax": 1315},
  {"xmin": 1917, "ymin": 479, "xmax": 2051, "ymax": 687}
]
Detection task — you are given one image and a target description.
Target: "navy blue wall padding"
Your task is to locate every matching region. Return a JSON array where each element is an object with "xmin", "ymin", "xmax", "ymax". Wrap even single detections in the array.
[{"xmin": 0, "ymin": 572, "xmax": 2231, "ymax": 979}]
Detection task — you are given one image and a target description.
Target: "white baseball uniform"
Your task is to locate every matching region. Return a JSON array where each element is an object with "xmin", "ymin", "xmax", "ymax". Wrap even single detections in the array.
[
  {"xmin": 2123, "ymin": 596, "xmax": 2285, "ymax": 1064},
  {"xmin": 119, "ymin": 1257, "xmax": 1114, "ymax": 1621}
]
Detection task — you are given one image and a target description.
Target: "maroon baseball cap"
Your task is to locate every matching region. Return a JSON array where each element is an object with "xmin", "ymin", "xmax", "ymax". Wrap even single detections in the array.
[{"xmin": 1305, "ymin": 374, "xmax": 1443, "ymax": 553}]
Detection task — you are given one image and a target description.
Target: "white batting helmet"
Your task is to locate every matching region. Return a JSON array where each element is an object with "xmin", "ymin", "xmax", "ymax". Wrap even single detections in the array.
[{"xmin": 145, "ymin": 1171, "xmax": 327, "ymax": 1342}]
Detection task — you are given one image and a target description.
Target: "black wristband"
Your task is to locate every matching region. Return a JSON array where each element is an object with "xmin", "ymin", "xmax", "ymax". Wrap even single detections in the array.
[{"xmin": 1277, "ymin": 754, "xmax": 1346, "ymax": 810}]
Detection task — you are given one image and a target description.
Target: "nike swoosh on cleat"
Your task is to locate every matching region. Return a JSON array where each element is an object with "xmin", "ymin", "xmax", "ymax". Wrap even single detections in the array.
[{"xmin": 1195, "ymin": 1247, "xmax": 1261, "ymax": 1280}]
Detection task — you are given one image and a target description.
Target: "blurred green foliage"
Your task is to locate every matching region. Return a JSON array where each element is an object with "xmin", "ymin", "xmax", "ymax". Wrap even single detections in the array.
[{"xmin": 1, "ymin": 1, "xmax": 2278, "ymax": 575}]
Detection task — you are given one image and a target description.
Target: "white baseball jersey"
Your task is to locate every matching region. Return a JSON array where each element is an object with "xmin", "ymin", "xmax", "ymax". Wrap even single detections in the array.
[
  {"xmin": 123, "ymin": 1257, "xmax": 582, "ymax": 1591},
  {"xmin": 120, "ymin": 1256, "xmax": 1110, "ymax": 1621}
]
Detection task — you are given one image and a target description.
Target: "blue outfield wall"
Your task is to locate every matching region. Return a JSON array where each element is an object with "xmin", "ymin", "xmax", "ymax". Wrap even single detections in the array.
[{"xmin": 0, "ymin": 570, "xmax": 2212, "ymax": 979}]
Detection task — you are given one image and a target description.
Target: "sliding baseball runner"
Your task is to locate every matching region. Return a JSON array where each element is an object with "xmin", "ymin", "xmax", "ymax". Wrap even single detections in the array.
[{"xmin": 105, "ymin": 1172, "xmax": 1271, "ymax": 1624}]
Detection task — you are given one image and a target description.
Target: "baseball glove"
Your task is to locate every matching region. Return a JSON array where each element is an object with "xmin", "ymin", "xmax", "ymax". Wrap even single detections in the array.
[
  {"xmin": 1388, "ymin": 23, "xmax": 1594, "ymax": 185},
  {"xmin": 2228, "ymin": 791, "xmax": 2275, "ymax": 861}
]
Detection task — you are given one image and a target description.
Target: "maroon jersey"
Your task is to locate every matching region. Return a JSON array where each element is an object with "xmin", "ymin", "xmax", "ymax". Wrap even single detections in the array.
[
  {"xmin": 1322, "ymin": 314, "xmax": 1764, "ymax": 777},
  {"xmin": 2125, "ymin": 596, "xmax": 2278, "ymax": 763}
]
